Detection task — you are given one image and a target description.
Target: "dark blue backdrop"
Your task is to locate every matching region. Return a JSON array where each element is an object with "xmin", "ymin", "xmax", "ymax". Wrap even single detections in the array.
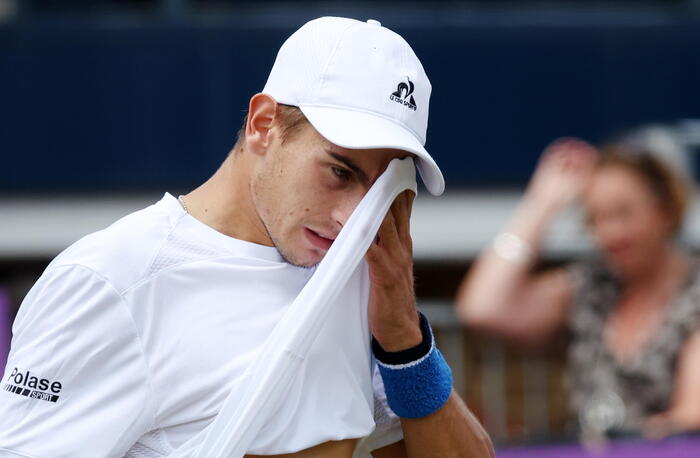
[{"xmin": 1, "ymin": 20, "xmax": 699, "ymax": 191}]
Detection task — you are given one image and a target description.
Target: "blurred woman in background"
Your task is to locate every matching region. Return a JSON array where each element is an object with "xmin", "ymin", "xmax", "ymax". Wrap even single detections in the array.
[{"xmin": 457, "ymin": 137, "xmax": 700, "ymax": 441}]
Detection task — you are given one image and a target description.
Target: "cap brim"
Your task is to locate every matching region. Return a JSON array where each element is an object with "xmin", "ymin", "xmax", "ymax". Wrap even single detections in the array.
[{"xmin": 299, "ymin": 105, "xmax": 445, "ymax": 196}]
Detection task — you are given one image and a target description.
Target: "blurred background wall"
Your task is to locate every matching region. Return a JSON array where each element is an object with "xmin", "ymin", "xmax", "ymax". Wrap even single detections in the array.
[{"xmin": 2, "ymin": 0, "xmax": 700, "ymax": 446}]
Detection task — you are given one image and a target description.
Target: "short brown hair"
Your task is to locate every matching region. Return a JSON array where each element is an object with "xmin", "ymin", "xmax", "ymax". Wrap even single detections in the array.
[
  {"xmin": 597, "ymin": 144, "xmax": 692, "ymax": 233},
  {"xmin": 233, "ymin": 104, "xmax": 308, "ymax": 149}
]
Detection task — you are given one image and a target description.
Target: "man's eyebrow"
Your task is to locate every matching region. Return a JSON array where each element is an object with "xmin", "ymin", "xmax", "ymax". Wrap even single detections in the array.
[{"xmin": 327, "ymin": 152, "xmax": 369, "ymax": 184}]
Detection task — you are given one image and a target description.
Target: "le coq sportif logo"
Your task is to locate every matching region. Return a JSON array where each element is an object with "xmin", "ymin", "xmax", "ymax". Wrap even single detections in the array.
[{"xmin": 389, "ymin": 77, "xmax": 417, "ymax": 111}]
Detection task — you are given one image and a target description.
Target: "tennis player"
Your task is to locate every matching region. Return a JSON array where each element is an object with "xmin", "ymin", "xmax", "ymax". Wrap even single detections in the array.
[{"xmin": 0, "ymin": 17, "xmax": 493, "ymax": 458}]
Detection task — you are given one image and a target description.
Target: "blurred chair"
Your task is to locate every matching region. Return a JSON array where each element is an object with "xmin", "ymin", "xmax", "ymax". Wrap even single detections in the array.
[{"xmin": 423, "ymin": 301, "xmax": 570, "ymax": 445}]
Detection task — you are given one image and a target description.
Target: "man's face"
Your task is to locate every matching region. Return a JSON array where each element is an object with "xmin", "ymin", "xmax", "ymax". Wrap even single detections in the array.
[{"xmin": 251, "ymin": 122, "xmax": 410, "ymax": 267}]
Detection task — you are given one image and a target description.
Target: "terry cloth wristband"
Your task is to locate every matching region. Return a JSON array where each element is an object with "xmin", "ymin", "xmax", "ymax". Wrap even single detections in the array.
[{"xmin": 372, "ymin": 312, "xmax": 453, "ymax": 419}]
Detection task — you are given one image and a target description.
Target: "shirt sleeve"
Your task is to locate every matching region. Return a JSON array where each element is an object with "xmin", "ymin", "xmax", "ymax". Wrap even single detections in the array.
[{"xmin": 0, "ymin": 265, "xmax": 154, "ymax": 458}]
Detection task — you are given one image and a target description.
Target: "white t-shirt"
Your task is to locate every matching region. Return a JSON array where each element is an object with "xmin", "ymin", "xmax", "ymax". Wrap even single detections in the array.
[{"xmin": 0, "ymin": 193, "xmax": 401, "ymax": 458}]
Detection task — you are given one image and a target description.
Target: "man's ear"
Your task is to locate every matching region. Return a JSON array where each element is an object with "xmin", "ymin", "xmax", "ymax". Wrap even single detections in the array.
[{"xmin": 245, "ymin": 93, "xmax": 278, "ymax": 156}]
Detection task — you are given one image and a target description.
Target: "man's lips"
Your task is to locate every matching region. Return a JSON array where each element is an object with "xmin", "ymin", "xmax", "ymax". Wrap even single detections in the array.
[{"xmin": 304, "ymin": 228, "xmax": 335, "ymax": 251}]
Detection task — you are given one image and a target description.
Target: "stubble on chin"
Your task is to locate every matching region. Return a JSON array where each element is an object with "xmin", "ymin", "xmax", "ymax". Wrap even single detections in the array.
[
  {"xmin": 267, "ymin": 229, "xmax": 320, "ymax": 269},
  {"xmin": 277, "ymin": 247, "xmax": 319, "ymax": 269}
]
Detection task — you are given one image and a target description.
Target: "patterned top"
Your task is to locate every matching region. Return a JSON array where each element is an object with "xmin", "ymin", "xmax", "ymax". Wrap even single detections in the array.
[{"xmin": 566, "ymin": 258, "xmax": 700, "ymax": 438}]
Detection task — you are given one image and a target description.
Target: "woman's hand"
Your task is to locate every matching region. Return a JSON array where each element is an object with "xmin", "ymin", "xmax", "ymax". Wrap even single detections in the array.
[{"xmin": 525, "ymin": 137, "xmax": 598, "ymax": 213}]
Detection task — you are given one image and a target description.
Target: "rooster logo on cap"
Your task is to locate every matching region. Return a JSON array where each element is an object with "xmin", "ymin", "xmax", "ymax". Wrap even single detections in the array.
[{"xmin": 390, "ymin": 77, "xmax": 417, "ymax": 110}]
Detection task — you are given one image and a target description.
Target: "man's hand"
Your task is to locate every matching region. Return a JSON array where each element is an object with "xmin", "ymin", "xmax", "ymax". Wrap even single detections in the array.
[
  {"xmin": 365, "ymin": 190, "xmax": 422, "ymax": 352},
  {"xmin": 365, "ymin": 189, "xmax": 494, "ymax": 458}
]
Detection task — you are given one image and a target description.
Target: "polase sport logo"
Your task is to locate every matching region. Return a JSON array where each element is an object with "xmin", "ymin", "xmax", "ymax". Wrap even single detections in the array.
[
  {"xmin": 389, "ymin": 77, "xmax": 417, "ymax": 111},
  {"xmin": 2, "ymin": 367, "xmax": 62, "ymax": 403}
]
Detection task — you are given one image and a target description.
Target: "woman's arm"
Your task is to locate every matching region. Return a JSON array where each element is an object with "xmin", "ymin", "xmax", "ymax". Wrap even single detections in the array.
[
  {"xmin": 456, "ymin": 138, "xmax": 596, "ymax": 343},
  {"xmin": 644, "ymin": 330, "xmax": 700, "ymax": 437}
]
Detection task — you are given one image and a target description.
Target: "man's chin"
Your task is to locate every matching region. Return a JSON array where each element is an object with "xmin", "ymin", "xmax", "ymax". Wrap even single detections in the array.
[
  {"xmin": 277, "ymin": 246, "xmax": 325, "ymax": 268},
  {"xmin": 269, "ymin": 233, "xmax": 324, "ymax": 268}
]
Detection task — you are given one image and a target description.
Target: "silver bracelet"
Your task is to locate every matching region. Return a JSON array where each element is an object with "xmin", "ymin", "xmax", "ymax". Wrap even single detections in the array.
[{"xmin": 491, "ymin": 232, "xmax": 534, "ymax": 265}]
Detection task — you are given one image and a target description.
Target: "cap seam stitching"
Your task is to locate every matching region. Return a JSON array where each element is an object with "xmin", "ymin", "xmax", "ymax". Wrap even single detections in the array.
[{"xmin": 315, "ymin": 21, "xmax": 357, "ymax": 102}]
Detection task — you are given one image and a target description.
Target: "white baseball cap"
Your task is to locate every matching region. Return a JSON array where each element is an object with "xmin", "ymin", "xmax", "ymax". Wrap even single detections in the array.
[{"xmin": 262, "ymin": 16, "xmax": 445, "ymax": 196}]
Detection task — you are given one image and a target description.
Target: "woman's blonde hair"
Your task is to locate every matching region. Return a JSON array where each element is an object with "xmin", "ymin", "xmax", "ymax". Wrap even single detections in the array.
[{"xmin": 598, "ymin": 144, "xmax": 693, "ymax": 233}]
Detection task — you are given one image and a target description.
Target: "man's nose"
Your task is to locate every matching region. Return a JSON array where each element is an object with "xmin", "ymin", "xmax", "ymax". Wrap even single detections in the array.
[{"xmin": 331, "ymin": 194, "xmax": 363, "ymax": 229}]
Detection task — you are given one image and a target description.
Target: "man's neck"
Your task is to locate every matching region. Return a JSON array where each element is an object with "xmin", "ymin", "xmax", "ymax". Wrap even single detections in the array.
[{"xmin": 182, "ymin": 153, "xmax": 272, "ymax": 246}]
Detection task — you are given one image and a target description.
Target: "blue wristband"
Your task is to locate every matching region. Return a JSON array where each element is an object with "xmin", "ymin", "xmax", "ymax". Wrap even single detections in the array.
[{"xmin": 372, "ymin": 313, "xmax": 453, "ymax": 419}]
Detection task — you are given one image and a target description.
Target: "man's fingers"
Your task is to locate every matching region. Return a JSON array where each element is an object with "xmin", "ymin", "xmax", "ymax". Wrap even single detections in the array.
[
  {"xmin": 366, "ymin": 221, "xmax": 393, "ymax": 273},
  {"xmin": 391, "ymin": 190, "xmax": 414, "ymax": 246},
  {"xmin": 406, "ymin": 190, "xmax": 415, "ymax": 216},
  {"xmin": 378, "ymin": 206, "xmax": 401, "ymax": 249},
  {"xmin": 396, "ymin": 190, "xmax": 414, "ymax": 220},
  {"xmin": 366, "ymin": 190, "xmax": 414, "ymax": 269}
]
